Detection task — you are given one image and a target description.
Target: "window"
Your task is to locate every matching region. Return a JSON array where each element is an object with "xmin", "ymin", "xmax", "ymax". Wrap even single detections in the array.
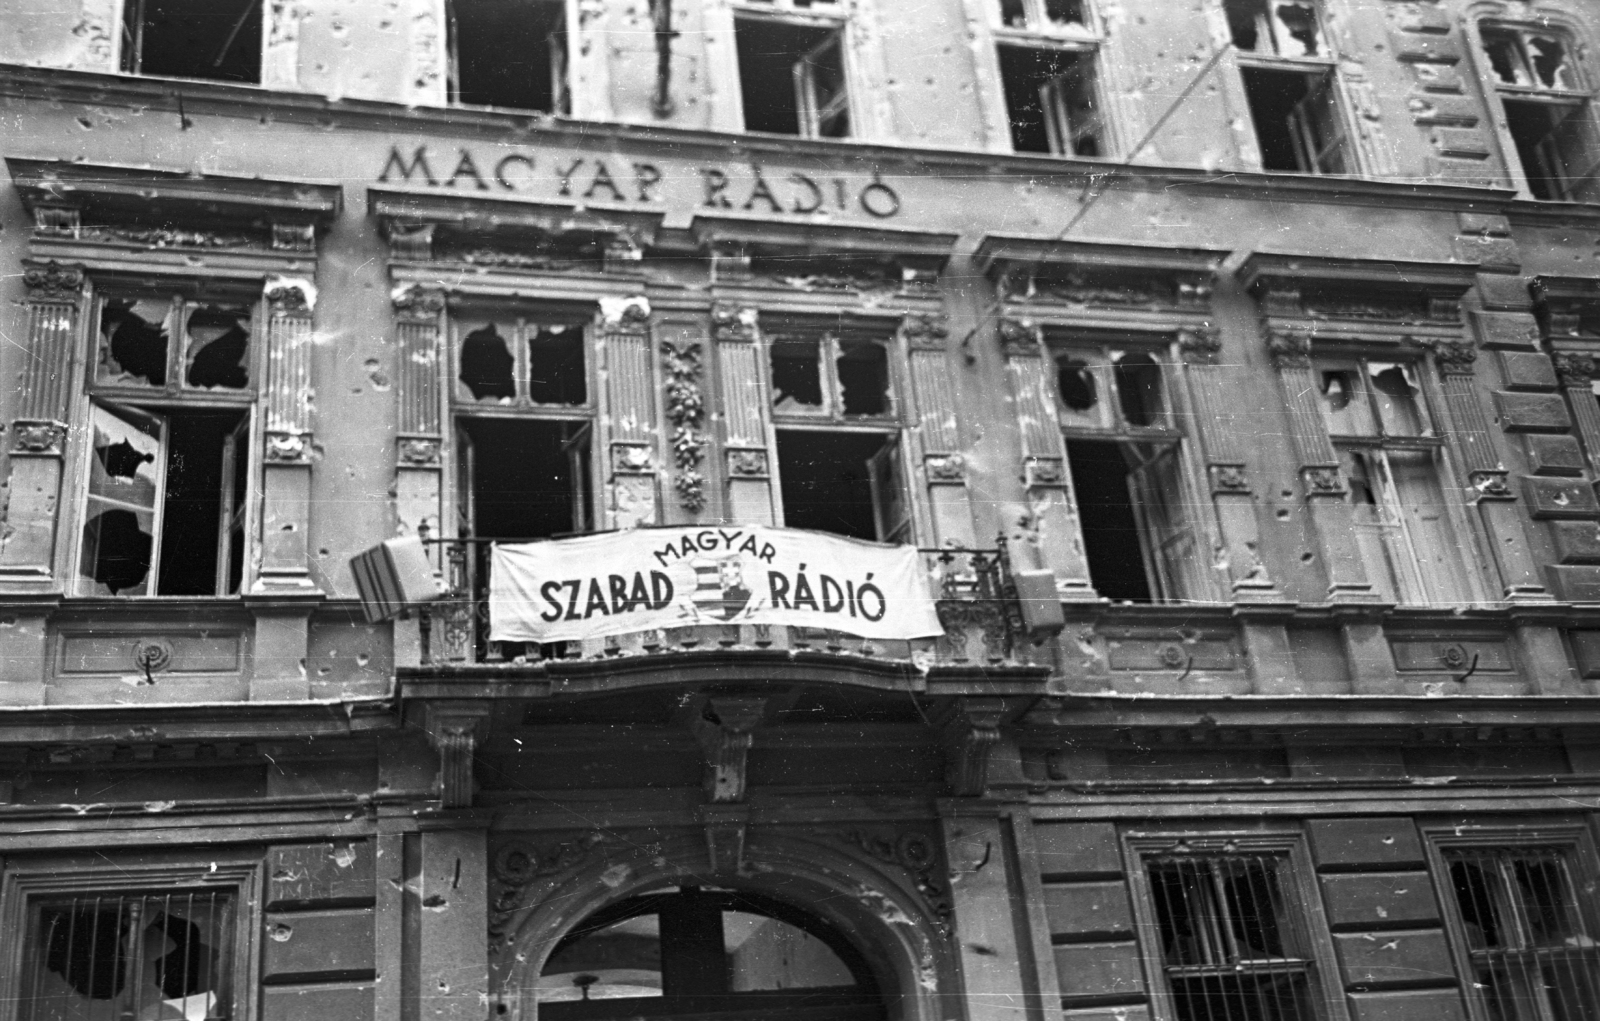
[
  {"xmin": 537, "ymin": 886, "xmax": 884, "ymax": 1017},
  {"xmin": 1225, "ymin": 0, "xmax": 1348, "ymax": 174},
  {"xmin": 449, "ymin": 0, "xmax": 569, "ymax": 113},
  {"xmin": 78, "ymin": 293, "xmax": 255, "ymax": 598},
  {"xmin": 1314, "ymin": 357, "xmax": 1473, "ymax": 605},
  {"xmin": 1054, "ymin": 343, "xmax": 1205, "ymax": 603},
  {"xmin": 1438, "ymin": 843, "xmax": 1600, "ymax": 1021},
  {"xmin": 1128, "ymin": 837, "xmax": 1334, "ymax": 1021},
  {"xmin": 734, "ymin": 8, "xmax": 850, "ymax": 137},
  {"xmin": 992, "ymin": 0, "xmax": 1103, "ymax": 156},
  {"xmin": 120, "ymin": 0, "xmax": 261, "ymax": 84},
  {"xmin": 1478, "ymin": 26, "xmax": 1596, "ymax": 202},
  {"xmin": 769, "ymin": 323, "xmax": 910, "ymax": 543}
]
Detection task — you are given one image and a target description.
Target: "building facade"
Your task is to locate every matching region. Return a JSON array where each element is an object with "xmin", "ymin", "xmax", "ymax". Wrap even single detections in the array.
[{"xmin": 0, "ymin": 1, "xmax": 1598, "ymax": 1020}]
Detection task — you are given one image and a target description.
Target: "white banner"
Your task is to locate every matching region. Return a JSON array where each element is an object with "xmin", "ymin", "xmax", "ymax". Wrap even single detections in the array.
[{"xmin": 490, "ymin": 526, "xmax": 944, "ymax": 643}]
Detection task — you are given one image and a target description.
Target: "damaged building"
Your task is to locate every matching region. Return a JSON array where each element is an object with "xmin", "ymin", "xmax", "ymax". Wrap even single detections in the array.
[{"xmin": 1, "ymin": 0, "xmax": 1600, "ymax": 1019}]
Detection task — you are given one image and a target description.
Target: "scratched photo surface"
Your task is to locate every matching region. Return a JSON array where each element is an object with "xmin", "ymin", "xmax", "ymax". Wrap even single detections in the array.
[{"xmin": 0, "ymin": 1, "xmax": 1598, "ymax": 1019}]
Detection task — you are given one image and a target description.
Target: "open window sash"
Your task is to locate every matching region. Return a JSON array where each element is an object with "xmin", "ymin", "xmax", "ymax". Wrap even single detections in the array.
[
  {"xmin": 547, "ymin": 27, "xmax": 570, "ymax": 115},
  {"xmin": 1039, "ymin": 66, "xmax": 1101, "ymax": 157},
  {"xmin": 216, "ymin": 413, "xmax": 252, "ymax": 595},
  {"xmin": 1126, "ymin": 443, "xmax": 1206, "ymax": 603},
  {"xmin": 560, "ymin": 421, "xmax": 595, "ymax": 534},
  {"xmin": 866, "ymin": 436, "xmax": 912, "ymax": 545},
  {"xmin": 1287, "ymin": 73, "xmax": 1347, "ymax": 174},
  {"xmin": 80, "ymin": 403, "xmax": 167, "ymax": 597},
  {"xmin": 794, "ymin": 32, "xmax": 850, "ymax": 138}
]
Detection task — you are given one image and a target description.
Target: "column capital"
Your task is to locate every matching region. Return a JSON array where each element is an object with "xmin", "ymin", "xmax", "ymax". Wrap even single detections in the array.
[
  {"xmin": 1423, "ymin": 337, "xmax": 1478, "ymax": 375},
  {"xmin": 22, "ymin": 260, "xmax": 85, "ymax": 303},
  {"xmin": 1178, "ymin": 325, "xmax": 1223, "ymax": 364},
  {"xmin": 392, "ymin": 283, "xmax": 447, "ymax": 323},
  {"xmin": 902, "ymin": 312, "xmax": 950, "ymax": 350},
  {"xmin": 598, "ymin": 294, "xmax": 651, "ymax": 333},
  {"xmin": 710, "ymin": 301, "xmax": 758, "ymax": 342},
  {"xmin": 1553, "ymin": 350, "xmax": 1596, "ymax": 389},
  {"xmin": 264, "ymin": 275, "xmax": 317, "ymax": 316},
  {"xmin": 998, "ymin": 316, "xmax": 1041, "ymax": 357},
  {"xmin": 1266, "ymin": 327, "xmax": 1312, "ymax": 369}
]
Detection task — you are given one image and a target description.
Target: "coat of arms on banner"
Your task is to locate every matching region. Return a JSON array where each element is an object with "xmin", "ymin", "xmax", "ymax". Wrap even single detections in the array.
[{"xmin": 689, "ymin": 554, "xmax": 755, "ymax": 622}]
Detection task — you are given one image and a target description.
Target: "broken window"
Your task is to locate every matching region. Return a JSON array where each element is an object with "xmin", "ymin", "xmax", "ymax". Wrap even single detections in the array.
[
  {"xmin": 98, "ymin": 295, "xmax": 253, "ymax": 392},
  {"xmin": 120, "ymin": 0, "xmax": 261, "ymax": 84},
  {"xmin": 769, "ymin": 328, "xmax": 893, "ymax": 420},
  {"xmin": 449, "ymin": 0, "xmax": 568, "ymax": 112},
  {"xmin": 1054, "ymin": 345, "xmax": 1201, "ymax": 602},
  {"xmin": 455, "ymin": 314, "xmax": 587, "ymax": 407},
  {"xmin": 537, "ymin": 887, "xmax": 882, "ymax": 1013},
  {"xmin": 1479, "ymin": 27, "xmax": 1596, "ymax": 201},
  {"xmin": 735, "ymin": 16, "xmax": 850, "ymax": 138},
  {"xmin": 997, "ymin": 0, "xmax": 1088, "ymax": 31},
  {"xmin": 1143, "ymin": 854, "xmax": 1319, "ymax": 1021},
  {"xmin": 79, "ymin": 404, "xmax": 251, "ymax": 597},
  {"xmin": 1316, "ymin": 357, "xmax": 1474, "ymax": 605},
  {"xmin": 1224, "ymin": 0, "xmax": 1322, "ymax": 58},
  {"xmin": 1439, "ymin": 845, "xmax": 1600, "ymax": 1021},
  {"xmin": 776, "ymin": 430, "xmax": 909, "ymax": 543},
  {"xmin": 1240, "ymin": 67, "xmax": 1347, "ymax": 173},
  {"xmin": 998, "ymin": 45, "xmax": 1103, "ymax": 156},
  {"xmin": 22, "ymin": 889, "xmax": 233, "ymax": 1021}
]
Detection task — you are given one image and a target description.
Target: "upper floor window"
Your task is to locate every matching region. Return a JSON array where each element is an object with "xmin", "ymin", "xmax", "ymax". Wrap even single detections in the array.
[
  {"xmin": 768, "ymin": 322, "xmax": 910, "ymax": 543},
  {"xmin": 734, "ymin": 3, "xmax": 850, "ymax": 138},
  {"xmin": 120, "ymin": 0, "xmax": 261, "ymax": 84},
  {"xmin": 1477, "ymin": 25, "xmax": 1596, "ymax": 202},
  {"xmin": 449, "ymin": 0, "xmax": 569, "ymax": 113},
  {"xmin": 992, "ymin": 0, "xmax": 1104, "ymax": 156},
  {"xmin": 78, "ymin": 291, "xmax": 255, "ymax": 598},
  {"xmin": 1434, "ymin": 839, "xmax": 1600, "ymax": 1021},
  {"xmin": 1224, "ymin": 0, "xmax": 1349, "ymax": 174},
  {"xmin": 1054, "ymin": 342, "xmax": 1206, "ymax": 603},
  {"xmin": 1314, "ymin": 356, "xmax": 1474, "ymax": 605}
]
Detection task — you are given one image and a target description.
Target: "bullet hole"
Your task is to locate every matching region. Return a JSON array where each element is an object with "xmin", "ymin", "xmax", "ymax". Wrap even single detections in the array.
[
  {"xmin": 269, "ymin": 923, "xmax": 293, "ymax": 942},
  {"xmin": 1300, "ymin": 551, "xmax": 1315, "ymax": 563},
  {"xmin": 1276, "ymin": 509, "xmax": 1291, "ymax": 520},
  {"xmin": 76, "ymin": 117, "xmax": 93, "ymax": 129},
  {"xmin": 968, "ymin": 943, "xmax": 998, "ymax": 956},
  {"xmin": 422, "ymin": 894, "xmax": 447, "ymax": 908},
  {"xmin": 357, "ymin": 653, "xmax": 371, "ymax": 667}
]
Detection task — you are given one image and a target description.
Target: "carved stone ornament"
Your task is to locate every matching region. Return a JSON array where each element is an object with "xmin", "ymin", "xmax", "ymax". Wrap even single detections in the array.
[
  {"xmin": 391, "ymin": 284, "xmax": 447, "ymax": 323},
  {"xmin": 944, "ymin": 698, "xmax": 1007, "ymax": 797},
  {"xmin": 998, "ymin": 317, "xmax": 1040, "ymax": 357},
  {"xmin": 10, "ymin": 420, "xmax": 67, "ymax": 456},
  {"xmin": 1024, "ymin": 456, "xmax": 1067, "ymax": 488},
  {"xmin": 925, "ymin": 453, "xmax": 966, "ymax": 483},
  {"xmin": 662, "ymin": 338, "xmax": 708, "ymax": 512},
  {"xmin": 1176, "ymin": 275, "xmax": 1214, "ymax": 307},
  {"xmin": 602, "ymin": 232, "xmax": 645, "ymax": 263},
  {"xmin": 131, "ymin": 639, "xmax": 173, "ymax": 674},
  {"xmin": 82, "ymin": 225, "xmax": 262, "ymax": 249},
  {"xmin": 22, "ymin": 261, "xmax": 85, "ymax": 302},
  {"xmin": 386, "ymin": 221, "xmax": 435, "ymax": 261},
  {"xmin": 272, "ymin": 222, "xmax": 316, "ymax": 252},
  {"xmin": 1424, "ymin": 338, "xmax": 1478, "ymax": 376},
  {"xmin": 1209, "ymin": 462, "xmax": 1250, "ymax": 494},
  {"xmin": 488, "ymin": 832, "xmax": 614, "ymax": 945},
  {"xmin": 1266, "ymin": 328, "xmax": 1313, "ymax": 369},
  {"xmin": 611, "ymin": 442, "xmax": 655, "ymax": 475},
  {"xmin": 1178, "ymin": 326, "xmax": 1223, "ymax": 363},
  {"xmin": 726, "ymin": 448, "xmax": 769, "ymax": 477},
  {"xmin": 264, "ymin": 430, "xmax": 311, "ymax": 464},
  {"xmin": 598, "ymin": 294, "xmax": 651, "ymax": 333},
  {"xmin": 398, "ymin": 436, "xmax": 442, "ymax": 467},
  {"xmin": 1470, "ymin": 469, "xmax": 1513, "ymax": 499},
  {"xmin": 711, "ymin": 302, "xmax": 758, "ymax": 343},
  {"xmin": 33, "ymin": 205, "xmax": 80, "ymax": 235},
  {"xmin": 264, "ymin": 276, "xmax": 317, "ymax": 316},
  {"xmin": 427, "ymin": 706, "xmax": 490, "ymax": 810},
  {"xmin": 1553, "ymin": 351, "xmax": 1596, "ymax": 388},
  {"xmin": 1302, "ymin": 465, "xmax": 1345, "ymax": 495},
  {"xmin": 902, "ymin": 312, "xmax": 950, "ymax": 350},
  {"xmin": 826, "ymin": 827, "xmax": 953, "ymax": 931},
  {"xmin": 691, "ymin": 695, "xmax": 769, "ymax": 804}
]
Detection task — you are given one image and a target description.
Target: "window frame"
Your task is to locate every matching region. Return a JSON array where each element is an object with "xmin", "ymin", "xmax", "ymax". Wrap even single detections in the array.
[
  {"xmin": 1423, "ymin": 822, "xmax": 1600, "ymax": 1021},
  {"xmin": 0, "ymin": 854, "xmax": 263, "ymax": 1021},
  {"xmin": 1311, "ymin": 352, "xmax": 1477, "ymax": 606},
  {"xmin": 1123, "ymin": 830, "xmax": 1350, "ymax": 1021},
  {"xmin": 989, "ymin": 0, "xmax": 1108, "ymax": 159},
  {"xmin": 1224, "ymin": 0, "xmax": 1355, "ymax": 176},
  {"xmin": 730, "ymin": 3, "xmax": 857, "ymax": 139},
  {"xmin": 445, "ymin": 0, "xmax": 571, "ymax": 114},
  {"xmin": 118, "ymin": 0, "xmax": 264, "ymax": 85},
  {"xmin": 1470, "ymin": 19, "xmax": 1598, "ymax": 202},
  {"xmin": 72, "ymin": 284, "xmax": 263, "ymax": 600}
]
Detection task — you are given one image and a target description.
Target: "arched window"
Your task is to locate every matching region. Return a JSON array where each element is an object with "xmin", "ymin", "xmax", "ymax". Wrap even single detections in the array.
[{"xmin": 536, "ymin": 886, "xmax": 887, "ymax": 1019}]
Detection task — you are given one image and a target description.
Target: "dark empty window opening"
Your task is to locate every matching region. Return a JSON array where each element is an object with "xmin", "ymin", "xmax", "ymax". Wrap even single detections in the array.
[
  {"xmin": 770, "ymin": 332, "xmax": 893, "ymax": 419},
  {"xmin": 1066, "ymin": 439, "xmax": 1151, "ymax": 602},
  {"xmin": 120, "ymin": 0, "xmax": 261, "ymax": 84},
  {"xmin": 26, "ymin": 890, "xmax": 233, "ymax": 1021},
  {"xmin": 997, "ymin": 0, "xmax": 1087, "ymax": 30},
  {"xmin": 1114, "ymin": 352, "xmax": 1163, "ymax": 427},
  {"xmin": 1057, "ymin": 358, "xmax": 1099, "ymax": 414},
  {"xmin": 837, "ymin": 342, "xmax": 890, "ymax": 416},
  {"xmin": 771, "ymin": 340, "xmax": 826, "ymax": 411},
  {"xmin": 1503, "ymin": 99, "xmax": 1590, "ymax": 201},
  {"xmin": 736, "ymin": 18, "xmax": 849, "ymax": 137},
  {"xmin": 998, "ymin": 45, "xmax": 1102, "ymax": 155},
  {"xmin": 80, "ymin": 405, "xmax": 249, "ymax": 598},
  {"xmin": 100, "ymin": 299, "xmax": 171, "ymax": 386},
  {"xmin": 1224, "ymin": 0, "xmax": 1322, "ymax": 57},
  {"xmin": 450, "ymin": 0, "xmax": 568, "ymax": 112},
  {"xmin": 1241, "ymin": 67, "xmax": 1346, "ymax": 174},
  {"xmin": 1482, "ymin": 28, "xmax": 1576, "ymax": 91},
  {"xmin": 184, "ymin": 305, "xmax": 251, "ymax": 390},
  {"xmin": 460, "ymin": 324, "xmax": 517, "ymax": 401},
  {"xmin": 527, "ymin": 324, "xmax": 586, "ymax": 405},
  {"xmin": 776, "ymin": 430, "xmax": 908, "ymax": 542},
  {"xmin": 99, "ymin": 297, "xmax": 253, "ymax": 392},
  {"xmin": 457, "ymin": 315, "xmax": 587, "ymax": 406},
  {"xmin": 460, "ymin": 418, "xmax": 591, "ymax": 542}
]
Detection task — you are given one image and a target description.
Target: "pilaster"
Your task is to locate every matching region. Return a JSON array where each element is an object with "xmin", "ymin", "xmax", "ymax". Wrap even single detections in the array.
[
  {"xmin": 596, "ymin": 295, "xmax": 660, "ymax": 530},
  {"xmin": 256, "ymin": 276, "xmax": 320, "ymax": 594},
  {"xmin": 937, "ymin": 800, "xmax": 1030, "ymax": 1021},
  {"xmin": 392, "ymin": 284, "xmax": 447, "ymax": 543},
  {"xmin": 712, "ymin": 303, "xmax": 777, "ymax": 525},
  {"xmin": 904, "ymin": 312, "xmax": 977, "ymax": 546}
]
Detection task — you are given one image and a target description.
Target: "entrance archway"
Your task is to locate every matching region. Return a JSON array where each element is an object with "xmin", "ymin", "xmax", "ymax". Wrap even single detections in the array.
[{"xmin": 536, "ymin": 885, "xmax": 886, "ymax": 1020}]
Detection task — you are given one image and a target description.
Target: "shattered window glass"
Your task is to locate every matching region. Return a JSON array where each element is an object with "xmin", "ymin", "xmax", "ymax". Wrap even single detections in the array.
[
  {"xmin": 770, "ymin": 338, "xmax": 827, "ymax": 412},
  {"xmin": 1483, "ymin": 27, "xmax": 1579, "ymax": 92},
  {"xmin": 1369, "ymin": 361, "xmax": 1429, "ymax": 436},
  {"xmin": 1042, "ymin": 0, "xmax": 1085, "ymax": 28},
  {"xmin": 25, "ymin": 890, "xmax": 232, "ymax": 1021},
  {"xmin": 1113, "ymin": 351, "xmax": 1165, "ymax": 427},
  {"xmin": 1272, "ymin": 1, "xmax": 1320, "ymax": 57},
  {"xmin": 837, "ymin": 341, "xmax": 891, "ymax": 416},
  {"xmin": 98, "ymin": 298, "xmax": 173, "ymax": 387},
  {"xmin": 526, "ymin": 323, "xmax": 587, "ymax": 406},
  {"xmin": 81, "ymin": 404, "xmax": 164, "ymax": 597},
  {"xmin": 458, "ymin": 320, "xmax": 518, "ymax": 402},
  {"xmin": 998, "ymin": 0, "xmax": 1027, "ymax": 28},
  {"xmin": 183, "ymin": 302, "xmax": 251, "ymax": 390},
  {"xmin": 1224, "ymin": 0, "xmax": 1322, "ymax": 58},
  {"xmin": 1526, "ymin": 35, "xmax": 1573, "ymax": 90}
]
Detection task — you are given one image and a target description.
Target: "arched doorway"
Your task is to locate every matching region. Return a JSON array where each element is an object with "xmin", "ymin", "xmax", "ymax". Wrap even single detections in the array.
[{"xmin": 535, "ymin": 885, "xmax": 888, "ymax": 1020}]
